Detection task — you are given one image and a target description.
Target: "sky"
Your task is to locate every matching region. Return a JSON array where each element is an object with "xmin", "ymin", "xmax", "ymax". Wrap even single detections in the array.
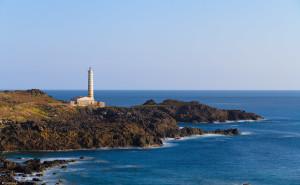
[{"xmin": 0, "ymin": 0, "xmax": 300, "ymax": 90}]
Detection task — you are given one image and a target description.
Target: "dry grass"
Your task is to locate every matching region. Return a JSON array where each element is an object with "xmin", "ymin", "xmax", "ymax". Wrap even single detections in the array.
[{"xmin": 0, "ymin": 90, "xmax": 69, "ymax": 122}]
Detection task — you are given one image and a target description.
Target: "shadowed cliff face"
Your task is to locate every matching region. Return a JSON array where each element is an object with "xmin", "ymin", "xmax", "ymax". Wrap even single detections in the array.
[
  {"xmin": 0, "ymin": 107, "xmax": 177, "ymax": 151},
  {"xmin": 0, "ymin": 90, "xmax": 262, "ymax": 152}
]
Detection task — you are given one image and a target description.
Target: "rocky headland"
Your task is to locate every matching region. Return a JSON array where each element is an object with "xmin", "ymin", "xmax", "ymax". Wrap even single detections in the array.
[
  {"xmin": 0, "ymin": 89, "xmax": 262, "ymax": 151},
  {"xmin": 0, "ymin": 89, "xmax": 262, "ymax": 184}
]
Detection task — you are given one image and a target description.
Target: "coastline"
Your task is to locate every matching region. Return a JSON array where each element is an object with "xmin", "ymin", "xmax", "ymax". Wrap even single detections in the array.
[
  {"xmin": 0, "ymin": 137, "xmax": 219, "ymax": 154},
  {"xmin": 5, "ymin": 132, "xmax": 235, "ymax": 184},
  {"xmin": 3, "ymin": 130, "xmax": 254, "ymax": 154},
  {"xmin": 179, "ymin": 118, "xmax": 265, "ymax": 124},
  {"xmin": 1, "ymin": 121, "xmax": 260, "ymax": 185},
  {"xmin": 0, "ymin": 90, "xmax": 264, "ymax": 185},
  {"xmin": 0, "ymin": 128, "xmax": 240, "ymax": 154},
  {"xmin": 0, "ymin": 119, "xmax": 262, "ymax": 153}
]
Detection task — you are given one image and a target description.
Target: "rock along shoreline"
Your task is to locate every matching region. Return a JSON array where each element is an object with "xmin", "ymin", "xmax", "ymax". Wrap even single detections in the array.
[
  {"xmin": 0, "ymin": 129, "xmax": 240, "ymax": 185},
  {"xmin": 0, "ymin": 157, "xmax": 77, "ymax": 185}
]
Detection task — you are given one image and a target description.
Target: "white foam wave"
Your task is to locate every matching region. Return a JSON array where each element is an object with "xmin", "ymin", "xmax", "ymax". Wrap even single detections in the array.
[
  {"xmin": 9, "ymin": 157, "xmax": 33, "ymax": 163},
  {"xmin": 281, "ymin": 135, "xmax": 295, "ymax": 138},
  {"xmin": 95, "ymin": 159, "xmax": 110, "ymax": 164},
  {"xmin": 14, "ymin": 172, "xmax": 45, "ymax": 182},
  {"xmin": 161, "ymin": 142, "xmax": 177, "ymax": 148},
  {"xmin": 241, "ymin": 131, "xmax": 253, "ymax": 136},
  {"xmin": 14, "ymin": 174, "xmax": 34, "ymax": 182},
  {"xmin": 280, "ymin": 133, "xmax": 300, "ymax": 138},
  {"xmin": 41, "ymin": 165, "xmax": 70, "ymax": 184},
  {"xmin": 214, "ymin": 119, "xmax": 265, "ymax": 124},
  {"xmin": 78, "ymin": 157, "xmax": 95, "ymax": 161},
  {"xmin": 61, "ymin": 167, "xmax": 85, "ymax": 172},
  {"xmin": 112, "ymin": 164, "xmax": 141, "ymax": 169},
  {"xmin": 99, "ymin": 146, "xmax": 160, "ymax": 150},
  {"xmin": 181, "ymin": 134, "xmax": 224, "ymax": 140},
  {"xmin": 40, "ymin": 157, "xmax": 77, "ymax": 162},
  {"xmin": 163, "ymin": 134, "xmax": 224, "ymax": 144}
]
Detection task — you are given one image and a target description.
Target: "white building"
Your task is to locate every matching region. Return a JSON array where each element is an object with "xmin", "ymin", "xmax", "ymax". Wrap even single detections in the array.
[{"xmin": 70, "ymin": 67, "xmax": 105, "ymax": 107}]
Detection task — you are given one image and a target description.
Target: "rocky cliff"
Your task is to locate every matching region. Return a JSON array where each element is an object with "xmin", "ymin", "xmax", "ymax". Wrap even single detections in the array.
[{"xmin": 0, "ymin": 90, "xmax": 262, "ymax": 152}]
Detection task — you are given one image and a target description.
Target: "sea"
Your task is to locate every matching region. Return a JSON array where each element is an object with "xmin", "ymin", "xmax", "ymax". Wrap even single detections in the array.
[{"xmin": 4, "ymin": 90, "xmax": 300, "ymax": 185}]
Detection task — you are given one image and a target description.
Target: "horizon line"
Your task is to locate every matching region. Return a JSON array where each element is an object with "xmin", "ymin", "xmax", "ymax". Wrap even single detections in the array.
[{"xmin": 2, "ymin": 89, "xmax": 300, "ymax": 91}]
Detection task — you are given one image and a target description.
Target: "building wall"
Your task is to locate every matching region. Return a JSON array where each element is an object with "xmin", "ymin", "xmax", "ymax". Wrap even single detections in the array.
[
  {"xmin": 77, "ymin": 100, "xmax": 94, "ymax": 106},
  {"xmin": 70, "ymin": 96, "xmax": 105, "ymax": 107}
]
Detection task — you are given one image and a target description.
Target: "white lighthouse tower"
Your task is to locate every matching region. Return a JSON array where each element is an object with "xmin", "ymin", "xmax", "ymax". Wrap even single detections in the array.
[{"xmin": 88, "ymin": 67, "xmax": 94, "ymax": 100}]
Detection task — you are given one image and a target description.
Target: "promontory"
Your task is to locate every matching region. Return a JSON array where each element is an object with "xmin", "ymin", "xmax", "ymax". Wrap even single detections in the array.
[{"xmin": 0, "ymin": 89, "xmax": 263, "ymax": 152}]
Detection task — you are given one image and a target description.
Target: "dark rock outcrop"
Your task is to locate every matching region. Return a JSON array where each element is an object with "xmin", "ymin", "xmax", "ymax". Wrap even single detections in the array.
[
  {"xmin": 179, "ymin": 127, "xmax": 239, "ymax": 137},
  {"xmin": 143, "ymin": 99, "xmax": 157, "ymax": 106},
  {"xmin": 0, "ymin": 107, "xmax": 178, "ymax": 151},
  {"xmin": 25, "ymin": 89, "xmax": 47, "ymax": 96},
  {"xmin": 155, "ymin": 99, "xmax": 262, "ymax": 123},
  {"xmin": 0, "ymin": 157, "xmax": 75, "ymax": 184}
]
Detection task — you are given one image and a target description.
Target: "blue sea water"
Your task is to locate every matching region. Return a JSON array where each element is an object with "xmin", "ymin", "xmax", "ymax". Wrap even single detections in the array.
[{"xmin": 5, "ymin": 90, "xmax": 300, "ymax": 185}]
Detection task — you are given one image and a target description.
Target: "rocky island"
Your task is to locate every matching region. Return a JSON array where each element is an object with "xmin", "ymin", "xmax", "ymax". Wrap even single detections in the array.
[{"xmin": 0, "ymin": 89, "xmax": 262, "ymax": 184}]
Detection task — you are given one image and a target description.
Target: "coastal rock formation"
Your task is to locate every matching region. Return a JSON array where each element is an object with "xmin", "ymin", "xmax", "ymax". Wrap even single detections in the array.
[
  {"xmin": 178, "ymin": 127, "xmax": 239, "ymax": 137},
  {"xmin": 155, "ymin": 99, "xmax": 262, "ymax": 123},
  {"xmin": 0, "ymin": 90, "xmax": 262, "ymax": 152},
  {"xmin": 0, "ymin": 157, "xmax": 75, "ymax": 184}
]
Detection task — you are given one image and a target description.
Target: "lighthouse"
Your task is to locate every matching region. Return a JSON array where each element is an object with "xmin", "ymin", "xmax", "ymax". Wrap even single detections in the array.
[
  {"xmin": 88, "ymin": 67, "xmax": 94, "ymax": 100},
  {"xmin": 70, "ymin": 67, "xmax": 105, "ymax": 107}
]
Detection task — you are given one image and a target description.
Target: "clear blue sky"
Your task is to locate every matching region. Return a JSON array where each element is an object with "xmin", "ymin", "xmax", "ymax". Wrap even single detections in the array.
[{"xmin": 1, "ymin": 0, "xmax": 300, "ymax": 90}]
